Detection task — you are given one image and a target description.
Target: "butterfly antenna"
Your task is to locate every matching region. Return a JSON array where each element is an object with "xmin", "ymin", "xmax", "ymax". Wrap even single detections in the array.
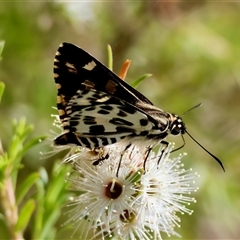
[
  {"xmin": 181, "ymin": 103, "xmax": 202, "ymax": 116},
  {"xmin": 185, "ymin": 130, "xmax": 225, "ymax": 172}
]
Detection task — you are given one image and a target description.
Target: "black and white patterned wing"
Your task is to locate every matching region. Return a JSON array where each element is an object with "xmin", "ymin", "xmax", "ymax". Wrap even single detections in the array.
[
  {"xmin": 55, "ymin": 42, "xmax": 153, "ymax": 103},
  {"xmin": 54, "ymin": 88, "xmax": 154, "ymax": 148},
  {"xmin": 54, "ymin": 43, "xmax": 156, "ymax": 125},
  {"xmin": 53, "ymin": 42, "xmax": 166, "ymax": 148}
]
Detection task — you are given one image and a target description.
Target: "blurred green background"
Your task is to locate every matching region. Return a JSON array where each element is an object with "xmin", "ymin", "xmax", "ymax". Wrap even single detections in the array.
[{"xmin": 0, "ymin": 1, "xmax": 239, "ymax": 239}]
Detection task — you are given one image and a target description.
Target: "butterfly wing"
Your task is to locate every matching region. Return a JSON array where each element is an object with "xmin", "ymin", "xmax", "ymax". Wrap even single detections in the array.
[
  {"xmin": 53, "ymin": 42, "xmax": 168, "ymax": 148},
  {"xmin": 54, "ymin": 88, "xmax": 154, "ymax": 148},
  {"xmin": 54, "ymin": 42, "xmax": 155, "ymax": 120}
]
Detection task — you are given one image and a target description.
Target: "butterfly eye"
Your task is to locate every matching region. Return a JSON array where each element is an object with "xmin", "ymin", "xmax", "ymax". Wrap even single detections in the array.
[
  {"xmin": 170, "ymin": 126, "xmax": 181, "ymax": 135},
  {"xmin": 170, "ymin": 117, "xmax": 185, "ymax": 135}
]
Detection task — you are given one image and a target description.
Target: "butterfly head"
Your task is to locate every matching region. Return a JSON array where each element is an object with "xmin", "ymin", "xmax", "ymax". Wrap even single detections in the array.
[{"xmin": 169, "ymin": 114, "xmax": 186, "ymax": 136}]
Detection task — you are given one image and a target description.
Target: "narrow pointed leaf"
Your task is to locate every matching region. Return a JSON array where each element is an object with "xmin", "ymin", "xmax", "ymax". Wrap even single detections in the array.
[
  {"xmin": 17, "ymin": 136, "xmax": 46, "ymax": 159},
  {"xmin": 107, "ymin": 44, "xmax": 113, "ymax": 71},
  {"xmin": 0, "ymin": 82, "xmax": 5, "ymax": 104},
  {"xmin": 0, "ymin": 41, "xmax": 4, "ymax": 61},
  {"xmin": 15, "ymin": 199, "xmax": 35, "ymax": 232},
  {"xmin": 16, "ymin": 172, "xmax": 40, "ymax": 204},
  {"xmin": 130, "ymin": 73, "xmax": 152, "ymax": 89}
]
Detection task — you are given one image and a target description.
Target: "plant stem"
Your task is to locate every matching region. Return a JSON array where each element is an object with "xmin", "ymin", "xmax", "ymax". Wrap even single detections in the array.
[{"xmin": 0, "ymin": 141, "xmax": 23, "ymax": 240}]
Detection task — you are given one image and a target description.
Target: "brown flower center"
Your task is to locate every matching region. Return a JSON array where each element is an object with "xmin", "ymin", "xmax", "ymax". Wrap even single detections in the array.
[
  {"xmin": 120, "ymin": 209, "xmax": 135, "ymax": 223},
  {"xmin": 105, "ymin": 179, "xmax": 123, "ymax": 199}
]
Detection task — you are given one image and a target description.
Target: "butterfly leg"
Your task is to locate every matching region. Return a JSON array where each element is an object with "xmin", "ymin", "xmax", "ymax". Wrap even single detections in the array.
[
  {"xmin": 157, "ymin": 140, "xmax": 169, "ymax": 164},
  {"xmin": 143, "ymin": 146, "xmax": 153, "ymax": 171},
  {"xmin": 116, "ymin": 143, "xmax": 132, "ymax": 178}
]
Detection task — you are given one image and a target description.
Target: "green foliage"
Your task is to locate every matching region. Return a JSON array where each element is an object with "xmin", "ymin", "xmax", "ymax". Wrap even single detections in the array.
[
  {"xmin": 131, "ymin": 73, "xmax": 153, "ymax": 89},
  {"xmin": 0, "ymin": 66, "xmax": 70, "ymax": 238},
  {"xmin": 107, "ymin": 44, "xmax": 113, "ymax": 71},
  {"xmin": 15, "ymin": 199, "xmax": 35, "ymax": 233},
  {"xmin": 16, "ymin": 172, "xmax": 40, "ymax": 205},
  {"xmin": 0, "ymin": 82, "xmax": 4, "ymax": 104},
  {"xmin": 0, "ymin": 112, "xmax": 70, "ymax": 239},
  {"xmin": 0, "ymin": 40, "xmax": 4, "ymax": 61},
  {"xmin": 32, "ymin": 164, "xmax": 70, "ymax": 240}
]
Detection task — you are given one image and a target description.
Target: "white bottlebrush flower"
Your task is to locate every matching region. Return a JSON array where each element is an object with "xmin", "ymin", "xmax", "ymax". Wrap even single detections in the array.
[{"xmin": 64, "ymin": 143, "xmax": 199, "ymax": 240}]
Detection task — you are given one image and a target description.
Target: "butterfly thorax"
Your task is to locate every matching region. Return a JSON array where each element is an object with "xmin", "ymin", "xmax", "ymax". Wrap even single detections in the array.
[{"xmin": 140, "ymin": 108, "xmax": 186, "ymax": 141}]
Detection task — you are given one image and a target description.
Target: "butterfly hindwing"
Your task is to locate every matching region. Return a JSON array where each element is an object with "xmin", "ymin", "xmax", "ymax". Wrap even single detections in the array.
[{"xmin": 54, "ymin": 88, "xmax": 154, "ymax": 148}]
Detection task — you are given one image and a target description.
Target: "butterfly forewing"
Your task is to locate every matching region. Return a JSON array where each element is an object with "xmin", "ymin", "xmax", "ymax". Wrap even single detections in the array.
[
  {"xmin": 65, "ymin": 88, "xmax": 155, "ymax": 148},
  {"xmin": 54, "ymin": 42, "xmax": 153, "ymax": 107}
]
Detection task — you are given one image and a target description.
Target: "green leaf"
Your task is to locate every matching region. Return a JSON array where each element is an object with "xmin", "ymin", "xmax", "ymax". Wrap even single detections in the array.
[
  {"xmin": 8, "ymin": 118, "xmax": 34, "ymax": 162},
  {"xmin": 15, "ymin": 199, "xmax": 35, "ymax": 232},
  {"xmin": 14, "ymin": 118, "xmax": 34, "ymax": 144},
  {"xmin": 6, "ymin": 118, "xmax": 39, "ymax": 188},
  {"xmin": 33, "ymin": 164, "xmax": 70, "ymax": 240},
  {"xmin": 45, "ymin": 165, "xmax": 68, "ymax": 208},
  {"xmin": 0, "ymin": 82, "xmax": 5, "ymax": 104},
  {"xmin": 17, "ymin": 135, "xmax": 46, "ymax": 160},
  {"xmin": 107, "ymin": 44, "xmax": 113, "ymax": 71},
  {"xmin": 33, "ymin": 179, "xmax": 45, "ymax": 239},
  {"xmin": 130, "ymin": 73, "xmax": 152, "ymax": 89},
  {"xmin": 0, "ymin": 40, "xmax": 4, "ymax": 61},
  {"xmin": 16, "ymin": 172, "xmax": 40, "ymax": 205},
  {"xmin": 39, "ymin": 167, "xmax": 49, "ymax": 185},
  {"xmin": 39, "ymin": 210, "xmax": 61, "ymax": 240}
]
